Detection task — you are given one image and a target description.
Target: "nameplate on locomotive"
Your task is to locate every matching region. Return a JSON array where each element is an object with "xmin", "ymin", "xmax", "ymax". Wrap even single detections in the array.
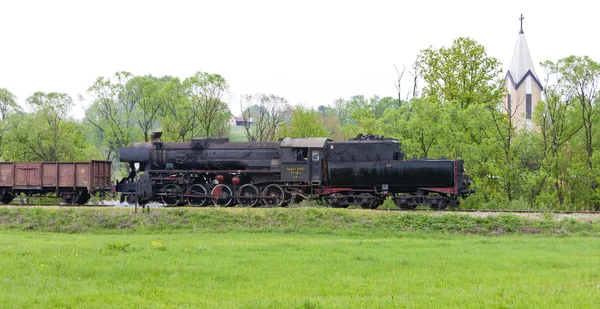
[{"xmin": 283, "ymin": 166, "xmax": 307, "ymax": 180}]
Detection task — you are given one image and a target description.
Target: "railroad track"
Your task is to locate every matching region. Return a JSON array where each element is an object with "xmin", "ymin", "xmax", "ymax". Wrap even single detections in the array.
[
  {"xmin": 378, "ymin": 208, "xmax": 600, "ymax": 214},
  {"xmin": 3, "ymin": 204, "xmax": 600, "ymax": 214}
]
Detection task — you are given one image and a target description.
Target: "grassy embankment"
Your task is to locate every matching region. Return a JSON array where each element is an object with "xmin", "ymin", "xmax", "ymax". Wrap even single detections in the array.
[
  {"xmin": 0, "ymin": 206, "xmax": 598, "ymax": 235},
  {"xmin": 1, "ymin": 207, "xmax": 600, "ymax": 308}
]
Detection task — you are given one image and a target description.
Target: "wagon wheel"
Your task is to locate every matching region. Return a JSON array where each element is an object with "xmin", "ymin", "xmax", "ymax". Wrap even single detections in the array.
[
  {"xmin": 1, "ymin": 192, "xmax": 14, "ymax": 205},
  {"xmin": 75, "ymin": 192, "xmax": 91, "ymax": 206},
  {"xmin": 211, "ymin": 184, "xmax": 233, "ymax": 206},
  {"xmin": 186, "ymin": 184, "xmax": 208, "ymax": 206},
  {"xmin": 237, "ymin": 184, "xmax": 260, "ymax": 207},
  {"xmin": 261, "ymin": 184, "xmax": 285, "ymax": 207},
  {"xmin": 161, "ymin": 184, "xmax": 183, "ymax": 207}
]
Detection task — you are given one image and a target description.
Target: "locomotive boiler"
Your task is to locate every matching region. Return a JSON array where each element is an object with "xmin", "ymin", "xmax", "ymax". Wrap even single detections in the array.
[{"xmin": 115, "ymin": 133, "xmax": 472, "ymax": 210}]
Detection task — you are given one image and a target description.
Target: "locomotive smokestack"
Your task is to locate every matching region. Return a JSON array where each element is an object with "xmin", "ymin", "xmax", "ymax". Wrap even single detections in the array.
[{"xmin": 151, "ymin": 132, "xmax": 163, "ymax": 142}]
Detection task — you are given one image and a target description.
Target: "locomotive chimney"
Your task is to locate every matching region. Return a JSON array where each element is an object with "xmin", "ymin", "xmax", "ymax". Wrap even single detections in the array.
[{"xmin": 151, "ymin": 132, "xmax": 163, "ymax": 142}]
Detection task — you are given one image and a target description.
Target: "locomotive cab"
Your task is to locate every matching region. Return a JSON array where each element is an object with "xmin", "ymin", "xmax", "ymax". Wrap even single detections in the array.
[{"xmin": 279, "ymin": 138, "xmax": 330, "ymax": 186}]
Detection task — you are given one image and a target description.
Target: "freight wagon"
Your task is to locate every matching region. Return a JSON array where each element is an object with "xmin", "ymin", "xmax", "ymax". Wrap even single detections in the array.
[{"xmin": 0, "ymin": 160, "xmax": 112, "ymax": 205}]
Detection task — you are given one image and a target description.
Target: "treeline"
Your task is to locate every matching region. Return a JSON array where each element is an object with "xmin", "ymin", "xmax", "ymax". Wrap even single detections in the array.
[{"xmin": 0, "ymin": 37, "xmax": 599, "ymax": 210}]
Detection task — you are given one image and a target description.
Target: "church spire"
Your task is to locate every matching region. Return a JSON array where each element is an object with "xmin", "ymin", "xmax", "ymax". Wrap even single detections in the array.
[
  {"xmin": 519, "ymin": 14, "xmax": 524, "ymax": 34},
  {"xmin": 508, "ymin": 14, "xmax": 541, "ymax": 86}
]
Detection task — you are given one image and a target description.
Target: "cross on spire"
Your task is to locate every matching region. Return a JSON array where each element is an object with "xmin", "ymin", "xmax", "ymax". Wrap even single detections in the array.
[{"xmin": 519, "ymin": 14, "xmax": 524, "ymax": 34}]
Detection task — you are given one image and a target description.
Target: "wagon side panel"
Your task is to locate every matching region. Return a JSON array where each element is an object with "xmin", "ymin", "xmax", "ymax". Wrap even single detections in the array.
[
  {"xmin": 75, "ymin": 162, "xmax": 90, "ymax": 188},
  {"xmin": 41, "ymin": 163, "xmax": 58, "ymax": 188},
  {"xmin": 14, "ymin": 163, "xmax": 41, "ymax": 189},
  {"xmin": 90, "ymin": 161, "xmax": 112, "ymax": 192},
  {"xmin": 57, "ymin": 163, "xmax": 76, "ymax": 188},
  {"xmin": 0, "ymin": 163, "xmax": 14, "ymax": 188}
]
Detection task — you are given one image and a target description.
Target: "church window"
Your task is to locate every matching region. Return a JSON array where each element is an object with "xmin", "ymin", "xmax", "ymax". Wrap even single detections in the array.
[{"xmin": 526, "ymin": 94, "xmax": 532, "ymax": 119}]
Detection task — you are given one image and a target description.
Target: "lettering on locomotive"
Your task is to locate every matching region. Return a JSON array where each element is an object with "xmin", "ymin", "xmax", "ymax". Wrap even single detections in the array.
[{"xmin": 286, "ymin": 166, "xmax": 306, "ymax": 179}]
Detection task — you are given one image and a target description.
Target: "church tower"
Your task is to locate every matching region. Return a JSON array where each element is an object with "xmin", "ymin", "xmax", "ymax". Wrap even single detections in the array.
[{"xmin": 503, "ymin": 14, "xmax": 543, "ymax": 131}]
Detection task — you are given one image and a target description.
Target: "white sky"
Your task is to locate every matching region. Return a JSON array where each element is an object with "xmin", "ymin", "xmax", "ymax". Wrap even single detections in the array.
[{"xmin": 1, "ymin": 0, "xmax": 598, "ymax": 119}]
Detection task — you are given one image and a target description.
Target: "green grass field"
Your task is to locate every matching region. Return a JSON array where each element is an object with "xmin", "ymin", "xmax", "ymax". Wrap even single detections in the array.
[{"xmin": 1, "ymin": 229, "xmax": 600, "ymax": 308}]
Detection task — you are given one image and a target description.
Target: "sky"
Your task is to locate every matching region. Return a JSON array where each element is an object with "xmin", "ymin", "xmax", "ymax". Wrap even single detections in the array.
[{"xmin": 1, "ymin": 0, "xmax": 598, "ymax": 119}]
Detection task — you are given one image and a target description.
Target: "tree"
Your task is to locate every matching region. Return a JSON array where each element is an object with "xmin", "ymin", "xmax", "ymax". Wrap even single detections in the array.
[
  {"xmin": 240, "ymin": 93, "xmax": 291, "ymax": 141},
  {"xmin": 543, "ymin": 56, "xmax": 600, "ymax": 209},
  {"xmin": 0, "ymin": 92, "xmax": 96, "ymax": 162},
  {"xmin": 26, "ymin": 92, "xmax": 74, "ymax": 161},
  {"xmin": 416, "ymin": 37, "xmax": 504, "ymax": 109},
  {"xmin": 84, "ymin": 72, "xmax": 141, "ymax": 161},
  {"xmin": 546, "ymin": 56, "xmax": 600, "ymax": 169},
  {"xmin": 183, "ymin": 72, "xmax": 231, "ymax": 138},
  {"xmin": 534, "ymin": 62, "xmax": 583, "ymax": 206},
  {"xmin": 160, "ymin": 77, "xmax": 198, "ymax": 142},
  {"xmin": 130, "ymin": 76, "xmax": 164, "ymax": 142},
  {"xmin": 277, "ymin": 105, "xmax": 328, "ymax": 138},
  {"xmin": 0, "ymin": 88, "xmax": 20, "ymax": 121}
]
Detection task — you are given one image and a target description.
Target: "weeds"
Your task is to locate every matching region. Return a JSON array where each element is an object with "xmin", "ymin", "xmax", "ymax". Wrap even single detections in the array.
[{"xmin": 106, "ymin": 242, "xmax": 130, "ymax": 252}]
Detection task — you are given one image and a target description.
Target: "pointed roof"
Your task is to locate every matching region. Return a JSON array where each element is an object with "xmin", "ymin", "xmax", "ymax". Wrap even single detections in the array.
[{"xmin": 505, "ymin": 15, "xmax": 543, "ymax": 90}]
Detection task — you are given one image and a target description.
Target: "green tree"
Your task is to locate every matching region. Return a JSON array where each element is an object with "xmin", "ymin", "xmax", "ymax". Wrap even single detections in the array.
[
  {"xmin": 240, "ymin": 93, "xmax": 291, "ymax": 141},
  {"xmin": 416, "ymin": 37, "xmax": 504, "ymax": 109},
  {"xmin": 544, "ymin": 56, "xmax": 600, "ymax": 209},
  {"xmin": 84, "ymin": 72, "xmax": 142, "ymax": 160},
  {"xmin": 130, "ymin": 76, "xmax": 164, "ymax": 142},
  {"xmin": 183, "ymin": 72, "xmax": 231, "ymax": 138},
  {"xmin": 0, "ymin": 87, "xmax": 20, "ymax": 121},
  {"xmin": 160, "ymin": 77, "xmax": 198, "ymax": 142},
  {"xmin": 278, "ymin": 105, "xmax": 328, "ymax": 138},
  {"xmin": 0, "ymin": 92, "xmax": 96, "ymax": 162}
]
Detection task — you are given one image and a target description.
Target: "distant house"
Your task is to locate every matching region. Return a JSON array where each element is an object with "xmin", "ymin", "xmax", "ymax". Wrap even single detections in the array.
[{"xmin": 230, "ymin": 115, "xmax": 254, "ymax": 126}]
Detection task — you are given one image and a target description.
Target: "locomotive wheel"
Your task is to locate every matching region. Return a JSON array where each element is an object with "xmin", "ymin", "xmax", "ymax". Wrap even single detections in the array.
[
  {"xmin": 161, "ymin": 184, "xmax": 183, "ymax": 207},
  {"xmin": 126, "ymin": 191, "xmax": 137, "ymax": 205},
  {"xmin": 237, "ymin": 184, "xmax": 260, "ymax": 207},
  {"xmin": 262, "ymin": 184, "xmax": 285, "ymax": 207},
  {"xmin": 211, "ymin": 184, "xmax": 233, "ymax": 206},
  {"xmin": 186, "ymin": 184, "xmax": 208, "ymax": 206}
]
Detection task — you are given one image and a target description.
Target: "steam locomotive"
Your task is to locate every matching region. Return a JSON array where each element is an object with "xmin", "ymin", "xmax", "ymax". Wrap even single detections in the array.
[{"xmin": 115, "ymin": 133, "xmax": 472, "ymax": 210}]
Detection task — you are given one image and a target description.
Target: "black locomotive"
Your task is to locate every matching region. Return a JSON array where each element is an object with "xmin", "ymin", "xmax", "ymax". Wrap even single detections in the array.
[{"xmin": 115, "ymin": 133, "xmax": 472, "ymax": 210}]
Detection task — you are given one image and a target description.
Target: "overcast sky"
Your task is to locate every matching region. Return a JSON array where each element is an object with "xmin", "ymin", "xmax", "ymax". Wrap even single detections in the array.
[{"xmin": 1, "ymin": 0, "xmax": 598, "ymax": 119}]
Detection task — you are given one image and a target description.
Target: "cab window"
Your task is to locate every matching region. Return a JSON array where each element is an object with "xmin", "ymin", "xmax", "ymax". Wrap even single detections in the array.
[{"xmin": 311, "ymin": 150, "xmax": 320, "ymax": 161}]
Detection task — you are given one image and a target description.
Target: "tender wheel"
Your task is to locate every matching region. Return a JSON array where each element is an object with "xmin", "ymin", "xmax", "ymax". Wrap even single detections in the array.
[
  {"xmin": 211, "ymin": 184, "xmax": 233, "ymax": 206},
  {"xmin": 358, "ymin": 193, "xmax": 379, "ymax": 209},
  {"xmin": 186, "ymin": 184, "xmax": 208, "ymax": 206},
  {"xmin": 262, "ymin": 184, "xmax": 285, "ymax": 207},
  {"xmin": 237, "ymin": 184, "xmax": 259, "ymax": 207},
  {"xmin": 429, "ymin": 198, "xmax": 448, "ymax": 211},
  {"xmin": 394, "ymin": 196, "xmax": 417, "ymax": 210},
  {"xmin": 161, "ymin": 184, "xmax": 183, "ymax": 207},
  {"xmin": 325, "ymin": 193, "xmax": 349, "ymax": 208}
]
